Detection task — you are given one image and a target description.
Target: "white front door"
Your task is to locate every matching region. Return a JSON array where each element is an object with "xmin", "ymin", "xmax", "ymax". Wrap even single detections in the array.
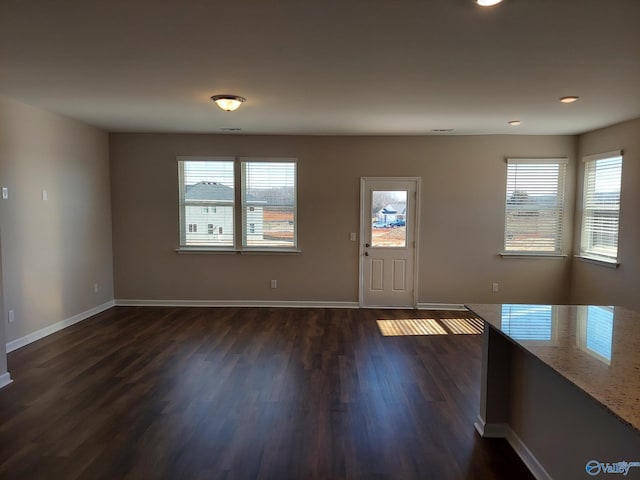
[{"xmin": 360, "ymin": 178, "xmax": 419, "ymax": 308}]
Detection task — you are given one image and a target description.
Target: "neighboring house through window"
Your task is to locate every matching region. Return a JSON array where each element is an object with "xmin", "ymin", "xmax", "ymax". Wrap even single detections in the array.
[{"xmin": 179, "ymin": 158, "xmax": 235, "ymax": 247}]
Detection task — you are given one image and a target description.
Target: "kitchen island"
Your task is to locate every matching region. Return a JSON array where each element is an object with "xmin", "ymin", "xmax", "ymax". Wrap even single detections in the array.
[{"xmin": 466, "ymin": 304, "xmax": 640, "ymax": 480}]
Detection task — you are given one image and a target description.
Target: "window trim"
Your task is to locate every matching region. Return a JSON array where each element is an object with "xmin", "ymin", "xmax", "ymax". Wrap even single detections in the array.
[
  {"xmin": 501, "ymin": 157, "xmax": 568, "ymax": 257},
  {"xmin": 578, "ymin": 150, "xmax": 623, "ymax": 266},
  {"xmin": 177, "ymin": 156, "xmax": 300, "ymax": 254}
]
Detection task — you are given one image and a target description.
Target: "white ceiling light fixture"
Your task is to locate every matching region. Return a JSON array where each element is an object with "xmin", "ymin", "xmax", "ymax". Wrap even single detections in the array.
[
  {"xmin": 474, "ymin": 0, "xmax": 504, "ymax": 6},
  {"xmin": 211, "ymin": 95, "xmax": 245, "ymax": 112},
  {"xmin": 560, "ymin": 96, "xmax": 580, "ymax": 104},
  {"xmin": 508, "ymin": 120, "xmax": 521, "ymax": 126}
]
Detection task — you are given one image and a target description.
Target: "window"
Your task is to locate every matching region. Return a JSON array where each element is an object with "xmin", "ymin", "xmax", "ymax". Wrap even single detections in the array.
[
  {"xmin": 179, "ymin": 158, "xmax": 235, "ymax": 247},
  {"xmin": 242, "ymin": 160, "xmax": 297, "ymax": 249},
  {"xmin": 371, "ymin": 190, "xmax": 408, "ymax": 248},
  {"xmin": 580, "ymin": 151, "xmax": 623, "ymax": 263},
  {"xmin": 178, "ymin": 157, "xmax": 297, "ymax": 251},
  {"xmin": 504, "ymin": 158, "xmax": 567, "ymax": 254}
]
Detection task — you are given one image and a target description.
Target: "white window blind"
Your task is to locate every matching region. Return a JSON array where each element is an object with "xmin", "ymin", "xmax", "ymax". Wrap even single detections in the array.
[
  {"xmin": 241, "ymin": 160, "xmax": 297, "ymax": 249},
  {"xmin": 501, "ymin": 304, "xmax": 553, "ymax": 341},
  {"xmin": 178, "ymin": 158, "xmax": 235, "ymax": 247},
  {"xmin": 580, "ymin": 151, "xmax": 623, "ymax": 263},
  {"xmin": 504, "ymin": 159, "xmax": 567, "ymax": 254}
]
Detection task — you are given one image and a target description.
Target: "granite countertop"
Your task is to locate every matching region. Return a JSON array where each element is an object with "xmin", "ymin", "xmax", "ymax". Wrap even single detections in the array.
[{"xmin": 466, "ymin": 303, "xmax": 640, "ymax": 432}]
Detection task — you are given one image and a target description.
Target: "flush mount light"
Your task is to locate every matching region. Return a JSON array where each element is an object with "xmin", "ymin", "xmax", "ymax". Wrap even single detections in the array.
[
  {"xmin": 508, "ymin": 120, "xmax": 521, "ymax": 126},
  {"xmin": 474, "ymin": 0, "xmax": 504, "ymax": 6},
  {"xmin": 560, "ymin": 96, "xmax": 579, "ymax": 104},
  {"xmin": 211, "ymin": 95, "xmax": 245, "ymax": 112}
]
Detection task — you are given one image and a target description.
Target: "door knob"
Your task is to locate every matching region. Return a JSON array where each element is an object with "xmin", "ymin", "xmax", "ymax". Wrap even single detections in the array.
[
  {"xmin": 364, "ymin": 252, "xmax": 369, "ymax": 256},
  {"xmin": 365, "ymin": 243, "xmax": 370, "ymax": 248}
]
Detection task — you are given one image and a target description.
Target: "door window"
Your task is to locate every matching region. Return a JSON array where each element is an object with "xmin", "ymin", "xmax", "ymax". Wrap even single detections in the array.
[{"xmin": 371, "ymin": 190, "xmax": 407, "ymax": 247}]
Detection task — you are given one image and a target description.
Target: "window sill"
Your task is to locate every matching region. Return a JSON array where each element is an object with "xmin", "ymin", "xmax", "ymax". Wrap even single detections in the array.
[
  {"xmin": 240, "ymin": 248, "xmax": 301, "ymax": 255},
  {"xmin": 176, "ymin": 247, "xmax": 237, "ymax": 254},
  {"xmin": 176, "ymin": 247, "xmax": 302, "ymax": 255},
  {"xmin": 575, "ymin": 255, "xmax": 619, "ymax": 269},
  {"xmin": 500, "ymin": 252, "xmax": 567, "ymax": 259}
]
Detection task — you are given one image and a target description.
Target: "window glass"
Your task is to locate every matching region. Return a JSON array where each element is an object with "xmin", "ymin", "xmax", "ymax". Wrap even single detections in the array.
[
  {"xmin": 242, "ymin": 160, "xmax": 297, "ymax": 249},
  {"xmin": 179, "ymin": 159, "xmax": 235, "ymax": 247},
  {"xmin": 580, "ymin": 153, "xmax": 623, "ymax": 262},
  {"xmin": 504, "ymin": 159, "xmax": 567, "ymax": 254},
  {"xmin": 178, "ymin": 157, "xmax": 298, "ymax": 251},
  {"xmin": 371, "ymin": 190, "xmax": 407, "ymax": 248}
]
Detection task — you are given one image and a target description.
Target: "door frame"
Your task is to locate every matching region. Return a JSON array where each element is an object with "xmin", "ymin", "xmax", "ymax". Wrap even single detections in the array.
[{"xmin": 358, "ymin": 177, "xmax": 421, "ymax": 308}]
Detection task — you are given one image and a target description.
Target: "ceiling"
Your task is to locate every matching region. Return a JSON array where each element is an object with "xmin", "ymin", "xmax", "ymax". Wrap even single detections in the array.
[{"xmin": 1, "ymin": 0, "xmax": 639, "ymax": 136}]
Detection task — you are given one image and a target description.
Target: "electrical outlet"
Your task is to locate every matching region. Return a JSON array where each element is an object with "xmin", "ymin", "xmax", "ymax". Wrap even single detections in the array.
[
  {"xmin": 350, "ymin": 232, "xmax": 357, "ymax": 241},
  {"xmin": 270, "ymin": 279, "xmax": 277, "ymax": 289},
  {"xmin": 2, "ymin": 187, "xmax": 8, "ymax": 200},
  {"xmin": 94, "ymin": 283, "xmax": 99, "ymax": 293},
  {"xmin": 492, "ymin": 283, "xmax": 499, "ymax": 293},
  {"xmin": 8, "ymin": 310, "xmax": 15, "ymax": 323},
  {"xmin": 42, "ymin": 189, "xmax": 48, "ymax": 201}
]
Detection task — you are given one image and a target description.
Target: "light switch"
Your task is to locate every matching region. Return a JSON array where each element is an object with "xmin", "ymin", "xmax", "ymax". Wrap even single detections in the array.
[
  {"xmin": 42, "ymin": 189, "xmax": 48, "ymax": 201},
  {"xmin": 1, "ymin": 187, "xmax": 7, "ymax": 199}
]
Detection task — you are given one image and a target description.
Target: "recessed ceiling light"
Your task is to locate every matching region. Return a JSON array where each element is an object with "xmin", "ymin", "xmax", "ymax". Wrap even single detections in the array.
[
  {"xmin": 508, "ymin": 120, "xmax": 521, "ymax": 126},
  {"xmin": 211, "ymin": 95, "xmax": 245, "ymax": 112},
  {"xmin": 474, "ymin": 0, "xmax": 504, "ymax": 6},
  {"xmin": 560, "ymin": 96, "xmax": 579, "ymax": 104}
]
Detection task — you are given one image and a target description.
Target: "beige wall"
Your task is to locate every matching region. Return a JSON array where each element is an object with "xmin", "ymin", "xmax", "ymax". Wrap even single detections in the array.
[
  {"xmin": 571, "ymin": 118, "xmax": 640, "ymax": 310},
  {"xmin": 0, "ymin": 96, "xmax": 114, "ymax": 344},
  {"xmin": 110, "ymin": 133, "xmax": 577, "ymax": 305}
]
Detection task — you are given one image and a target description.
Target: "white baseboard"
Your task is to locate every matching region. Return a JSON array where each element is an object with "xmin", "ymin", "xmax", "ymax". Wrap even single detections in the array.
[
  {"xmin": 0, "ymin": 372, "xmax": 12, "ymax": 389},
  {"xmin": 506, "ymin": 427, "xmax": 553, "ymax": 480},
  {"xmin": 115, "ymin": 299, "xmax": 360, "ymax": 309},
  {"xmin": 112, "ymin": 299, "xmax": 469, "ymax": 311},
  {"xmin": 474, "ymin": 416, "xmax": 552, "ymax": 480},
  {"xmin": 6, "ymin": 300, "xmax": 116, "ymax": 353},
  {"xmin": 416, "ymin": 303, "xmax": 468, "ymax": 311},
  {"xmin": 474, "ymin": 417, "xmax": 508, "ymax": 438}
]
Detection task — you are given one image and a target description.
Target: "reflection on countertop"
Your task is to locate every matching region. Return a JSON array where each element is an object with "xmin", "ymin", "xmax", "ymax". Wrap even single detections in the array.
[{"xmin": 466, "ymin": 303, "xmax": 640, "ymax": 432}]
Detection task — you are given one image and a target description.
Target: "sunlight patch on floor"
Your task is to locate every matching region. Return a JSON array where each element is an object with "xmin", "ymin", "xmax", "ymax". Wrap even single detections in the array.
[
  {"xmin": 377, "ymin": 317, "xmax": 484, "ymax": 336},
  {"xmin": 440, "ymin": 317, "xmax": 484, "ymax": 335},
  {"xmin": 377, "ymin": 319, "xmax": 447, "ymax": 336}
]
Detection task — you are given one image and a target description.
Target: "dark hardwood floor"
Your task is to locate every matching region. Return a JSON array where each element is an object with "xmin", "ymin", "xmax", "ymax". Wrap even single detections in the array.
[{"xmin": 0, "ymin": 307, "xmax": 534, "ymax": 479}]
